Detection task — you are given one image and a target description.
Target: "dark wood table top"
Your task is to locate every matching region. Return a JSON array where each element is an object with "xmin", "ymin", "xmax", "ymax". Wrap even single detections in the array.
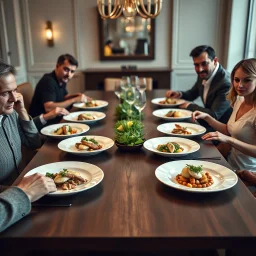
[{"xmin": 1, "ymin": 90, "xmax": 256, "ymax": 252}]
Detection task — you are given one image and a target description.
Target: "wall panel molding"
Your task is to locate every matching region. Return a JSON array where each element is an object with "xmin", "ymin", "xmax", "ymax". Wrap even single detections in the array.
[
  {"xmin": 22, "ymin": 0, "xmax": 80, "ymax": 72},
  {"xmin": 172, "ymin": 0, "xmax": 223, "ymax": 69}
]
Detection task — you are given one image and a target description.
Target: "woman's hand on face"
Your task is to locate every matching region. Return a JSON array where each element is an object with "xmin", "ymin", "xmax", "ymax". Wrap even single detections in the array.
[
  {"xmin": 201, "ymin": 131, "xmax": 230, "ymax": 143},
  {"xmin": 192, "ymin": 111, "xmax": 209, "ymax": 122}
]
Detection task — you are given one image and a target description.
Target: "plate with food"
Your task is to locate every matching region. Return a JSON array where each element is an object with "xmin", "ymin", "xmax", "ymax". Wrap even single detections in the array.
[
  {"xmin": 157, "ymin": 122, "xmax": 206, "ymax": 137},
  {"xmin": 151, "ymin": 97, "xmax": 185, "ymax": 107},
  {"xmin": 25, "ymin": 161, "xmax": 104, "ymax": 196},
  {"xmin": 63, "ymin": 111, "xmax": 106, "ymax": 124},
  {"xmin": 155, "ymin": 160, "xmax": 238, "ymax": 193},
  {"xmin": 73, "ymin": 100, "xmax": 108, "ymax": 110},
  {"xmin": 153, "ymin": 108, "xmax": 192, "ymax": 121},
  {"xmin": 58, "ymin": 135, "xmax": 114, "ymax": 156},
  {"xmin": 143, "ymin": 137, "xmax": 200, "ymax": 157},
  {"xmin": 40, "ymin": 123, "xmax": 90, "ymax": 139}
]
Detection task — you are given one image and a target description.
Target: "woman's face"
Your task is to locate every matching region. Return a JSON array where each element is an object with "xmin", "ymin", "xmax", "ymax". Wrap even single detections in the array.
[{"xmin": 233, "ymin": 67, "xmax": 256, "ymax": 97}]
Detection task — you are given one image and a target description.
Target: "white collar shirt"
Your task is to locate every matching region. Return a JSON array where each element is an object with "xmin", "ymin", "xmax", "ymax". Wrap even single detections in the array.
[
  {"xmin": 202, "ymin": 62, "xmax": 219, "ymax": 104},
  {"xmin": 0, "ymin": 115, "xmax": 3, "ymax": 127}
]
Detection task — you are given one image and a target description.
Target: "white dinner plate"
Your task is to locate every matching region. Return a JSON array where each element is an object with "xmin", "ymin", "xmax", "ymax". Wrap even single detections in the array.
[
  {"xmin": 151, "ymin": 97, "xmax": 185, "ymax": 107},
  {"xmin": 58, "ymin": 135, "xmax": 114, "ymax": 156},
  {"xmin": 40, "ymin": 123, "xmax": 90, "ymax": 139},
  {"xmin": 153, "ymin": 108, "xmax": 192, "ymax": 121},
  {"xmin": 143, "ymin": 137, "xmax": 200, "ymax": 157},
  {"xmin": 157, "ymin": 122, "xmax": 206, "ymax": 137},
  {"xmin": 63, "ymin": 111, "xmax": 106, "ymax": 124},
  {"xmin": 73, "ymin": 100, "xmax": 108, "ymax": 110},
  {"xmin": 155, "ymin": 160, "xmax": 238, "ymax": 193},
  {"xmin": 25, "ymin": 161, "xmax": 104, "ymax": 196}
]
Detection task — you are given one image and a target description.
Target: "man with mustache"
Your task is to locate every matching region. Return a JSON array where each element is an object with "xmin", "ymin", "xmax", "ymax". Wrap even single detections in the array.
[
  {"xmin": 166, "ymin": 45, "xmax": 232, "ymax": 125},
  {"xmin": 29, "ymin": 54, "xmax": 90, "ymax": 125}
]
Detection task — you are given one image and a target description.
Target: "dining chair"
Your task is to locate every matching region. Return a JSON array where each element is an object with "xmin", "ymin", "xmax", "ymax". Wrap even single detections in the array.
[
  {"xmin": 139, "ymin": 77, "xmax": 153, "ymax": 91},
  {"xmin": 17, "ymin": 82, "xmax": 34, "ymax": 111},
  {"xmin": 104, "ymin": 77, "xmax": 122, "ymax": 91}
]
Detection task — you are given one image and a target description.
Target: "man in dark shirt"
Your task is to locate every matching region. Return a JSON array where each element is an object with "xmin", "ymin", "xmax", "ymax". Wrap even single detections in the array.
[{"xmin": 30, "ymin": 54, "xmax": 89, "ymax": 124}]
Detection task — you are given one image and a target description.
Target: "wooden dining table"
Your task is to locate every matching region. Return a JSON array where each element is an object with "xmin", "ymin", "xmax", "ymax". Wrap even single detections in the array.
[{"xmin": 1, "ymin": 90, "xmax": 256, "ymax": 255}]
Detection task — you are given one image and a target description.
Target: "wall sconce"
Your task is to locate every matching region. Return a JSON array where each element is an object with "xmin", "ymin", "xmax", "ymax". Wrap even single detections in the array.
[{"xmin": 45, "ymin": 20, "xmax": 54, "ymax": 47}]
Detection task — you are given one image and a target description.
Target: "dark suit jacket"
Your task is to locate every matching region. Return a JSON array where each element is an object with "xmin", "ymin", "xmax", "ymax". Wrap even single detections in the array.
[{"xmin": 181, "ymin": 64, "xmax": 232, "ymax": 124}]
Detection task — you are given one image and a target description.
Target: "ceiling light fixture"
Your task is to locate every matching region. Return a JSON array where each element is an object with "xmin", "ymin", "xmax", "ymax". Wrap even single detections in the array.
[{"xmin": 97, "ymin": 0, "xmax": 163, "ymax": 20}]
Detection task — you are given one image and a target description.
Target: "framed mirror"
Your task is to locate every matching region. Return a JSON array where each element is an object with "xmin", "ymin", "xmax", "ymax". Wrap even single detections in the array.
[{"xmin": 98, "ymin": 8, "xmax": 155, "ymax": 61}]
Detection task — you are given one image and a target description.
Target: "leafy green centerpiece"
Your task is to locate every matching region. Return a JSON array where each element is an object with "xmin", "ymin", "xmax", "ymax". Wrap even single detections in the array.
[
  {"xmin": 114, "ymin": 120, "xmax": 144, "ymax": 146},
  {"xmin": 115, "ymin": 101, "xmax": 142, "ymax": 120}
]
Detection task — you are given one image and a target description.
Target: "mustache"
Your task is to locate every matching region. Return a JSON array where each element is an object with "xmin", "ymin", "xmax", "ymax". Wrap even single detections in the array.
[{"xmin": 198, "ymin": 71, "xmax": 207, "ymax": 75}]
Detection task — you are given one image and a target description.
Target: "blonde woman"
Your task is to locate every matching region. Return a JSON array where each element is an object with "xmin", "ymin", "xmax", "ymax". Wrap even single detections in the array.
[{"xmin": 192, "ymin": 58, "xmax": 256, "ymax": 182}]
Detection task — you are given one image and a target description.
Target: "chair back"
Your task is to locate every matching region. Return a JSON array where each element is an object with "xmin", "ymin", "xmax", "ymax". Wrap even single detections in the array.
[
  {"xmin": 17, "ymin": 82, "xmax": 34, "ymax": 111},
  {"xmin": 104, "ymin": 78, "xmax": 121, "ymax": 91}
]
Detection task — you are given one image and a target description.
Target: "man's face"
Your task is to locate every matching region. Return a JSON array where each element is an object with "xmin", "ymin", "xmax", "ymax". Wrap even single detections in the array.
[
  {"xmin": 55, "ymin": 59, "xmax": 77, "ymax": 84},
  {"xmin": 0, "ymin": 74, "xmax": 17, "ymax": 115},
  {"xmin": 193, "ymin": 52, "xmax": 217, "ymax": 80}
]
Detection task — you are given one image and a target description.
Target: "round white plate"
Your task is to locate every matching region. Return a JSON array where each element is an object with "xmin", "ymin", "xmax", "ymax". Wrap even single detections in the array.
[
  {"xmin": 143, "ymin": 137, "xmax": 200, "ymax": 157},
  {"xmin": 153, "ymin": 108, "xmax": 192, "ymax": 121},
  {"xmin": 155, "ymin": 160, "xmax": 238, "ymax": 193},
  {"xmin": 63, "ymin": 111, "xmax": 106, "ymax": 124},
  {"xmin": 73, "ymin": 100, "xmax": 108, "ymax": 110},
  {"xmin": 25, "ymin": 161, "xmax": 104, "ymax": 196},
  {"xmin": 151, "ymin": 97, "xmax": 185, "ymax": 107},
  {"xmin": 157, "ymin": 122, "xmax": 206, "ymax": 137},
  {"xmin": 58, "ymin": 135, "xmax": 114, "ymax": 156},
  {"xmin": 40, "ymin": 123, "xmax": 90, "ymax": 139}
]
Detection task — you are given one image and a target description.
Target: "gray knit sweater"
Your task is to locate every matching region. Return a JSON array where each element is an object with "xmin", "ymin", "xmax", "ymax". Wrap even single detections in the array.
[
  {"xmin": 0, "ymin": 186, "xmax": 31, "ymax": 233},
  {"xmin": 0, "ymin": 111, "xmax": 41, "ymax": 185}
]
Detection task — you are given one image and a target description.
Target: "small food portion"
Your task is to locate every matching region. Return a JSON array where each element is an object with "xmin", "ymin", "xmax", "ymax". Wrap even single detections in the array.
[
  {"xmin": 46, "ymin": 169, "xmax": 87, "ymax": 190},
  {"xmin": 171, "ymin": 124, "xmax": 192, "ymax": 135},
  {"xmin": 157, "ymin": 142, "xmax": 184, "ymax": 153},
  {"xmin": 85, "ymin": 100, "xmax": 98, "ymax": 107},
  {"xmin": 159, "ymin": 98, "xmax": 177, "ymax": 105},
  {"xmin": 75, "ymin": 137, "xmax": 103, "ymax": 151},
  {"xmin": 78, "ymin": 113, "xmax": 96, "ymax": 121},
  {"xmin": 54, "ymin": 125, "xmax": 77, "ymax": 135},
  {"xmin": 165, "ymin": 110, "xmax": 184, "ymax": 118},
  {"xmin": 176, "ymin": 164, "xmax": 214, "ymax": 188}
]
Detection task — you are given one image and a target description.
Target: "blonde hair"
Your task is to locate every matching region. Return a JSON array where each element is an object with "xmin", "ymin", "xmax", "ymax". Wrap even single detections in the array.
[{"xmin": 227, "ymin": 58, "xmax": 256, "ymax": 106}]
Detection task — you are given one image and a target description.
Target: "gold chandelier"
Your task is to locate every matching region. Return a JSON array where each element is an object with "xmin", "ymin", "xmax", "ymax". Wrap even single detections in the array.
[{"xmin": 97, "ymin": 0, "xmax": 163, "ymax": 19}]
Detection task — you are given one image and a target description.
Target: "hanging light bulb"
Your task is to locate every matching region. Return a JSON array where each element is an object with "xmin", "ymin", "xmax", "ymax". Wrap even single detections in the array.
[
  {"xmin": 97, "ymin": 0, "xmax": 163, "ymax": 20},
  {"xmin": 123, "ymin": 0, "xmax": 137, "ymax": 18}
]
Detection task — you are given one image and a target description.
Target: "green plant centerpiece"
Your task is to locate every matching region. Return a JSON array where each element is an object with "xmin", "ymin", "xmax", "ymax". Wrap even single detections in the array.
[
  {"xmin": 115, "ymin": 100, "xmax": 142, "ymax": 120},
  {"xmin": 114, "ymin": 120, "xmax": 145, "ymax": 150}
]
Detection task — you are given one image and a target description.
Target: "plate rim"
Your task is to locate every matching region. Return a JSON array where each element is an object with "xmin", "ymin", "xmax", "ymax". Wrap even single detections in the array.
[
  {"xmin": 40, "ymin": 122, "xmax": 90, "ymax": 138},
  {"xmin": 63, "ymin": 111, "xmax": 106, "ymax": 123},
  {"xmin": 152, "ymin": 108, "xmax": 192, "ymax": 120},
  {"xmin": 24, "ymin": 161, "xmax": 104, "ymax": 196},
  {"xmin": 155, "ymin": 160, "xmax": 238, "ymax": 193},
  {"xmin": 73, "ymin": 100, "xmax": 109, "ymax": 109},
  {"xmin": 151, "ymin": 97, "xmax": 185, "ymax": 106},
  {"xmin": 157, "ymin": 122, "xmax": 206, "ymax": 137},
  {"xmin": 143, "ymin": 136, "xmax": 200, "ymax": 156},
  {"xmin": 58, "ymin": 135, "xmax": 115, "ymax": 155}
]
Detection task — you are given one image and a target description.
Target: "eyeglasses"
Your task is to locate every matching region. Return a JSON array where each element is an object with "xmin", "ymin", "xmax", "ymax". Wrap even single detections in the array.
[{"xmin": 193, "ymin": 61, "xmax": 210, "ymax": 68}]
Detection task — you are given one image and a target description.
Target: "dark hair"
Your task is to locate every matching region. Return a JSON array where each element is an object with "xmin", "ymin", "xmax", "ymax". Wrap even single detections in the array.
[
  {"xmin": 227, "ymin": 58, "xmax": 256, "ymax": 106},
  {"xmin": 0, "ymin": 61, "xmax": 16, "ymax": 78},
  {"xmin": 189, "ymin": 45, "xmax": 216, "ymax": 60},
  {"xmin": 57, "ymin": 54, "xmax": 78, "ymax": 67},
  {"xmin": 105, "ymin": 40, "xmax": 113, "ymax": 46}
]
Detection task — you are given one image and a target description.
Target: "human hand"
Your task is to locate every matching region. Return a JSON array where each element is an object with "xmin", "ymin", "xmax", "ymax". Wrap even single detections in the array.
[
  {"xmin": 236, "ymin": 170, "xmax": 256, "ymax": 186},
  {"xmin": 165, "ymin": 90, "xmax": 180, "ymax": 98},
  {"xmin": 43, "ymin": 107, "xmax": 69, "ymax": 121},
  {"xmin": 201, "ymin": 131, "xmax": 230, "ymax": 143},
  {"xmin": 13, "ymin": 92, "xmax": 26, "ymax": 112},
  {"xmin": 17, "ymin": 173, "xmax": 57, "ymax": 202},
  {"xmin": 179, "ymin": 101, "xmax": 191, "ymax": 109},
  {"xmin": 192, "ymin": 111, "xmax": 210, "ymax": 122}
]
